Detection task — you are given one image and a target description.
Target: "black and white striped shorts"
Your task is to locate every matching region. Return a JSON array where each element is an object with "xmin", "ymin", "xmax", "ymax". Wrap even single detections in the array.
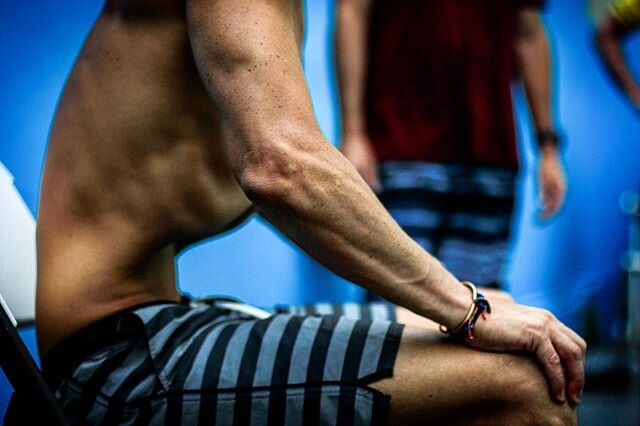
[{"xmin": 42, "ymin": 300, "xmax": 404, "ymax": 425}]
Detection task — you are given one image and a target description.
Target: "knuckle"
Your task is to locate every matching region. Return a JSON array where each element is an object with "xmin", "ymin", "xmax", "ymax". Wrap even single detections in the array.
[
  {"xmin": 540, "ymin": 309, "xmax": 555, "ymax": 320},
  {"xmin": 529, "ymin": 320, "xmax": 547, "ymax": 337},
  {"xmin": 579, "ymin": 338, "xmax": 588, "ymax": 352},
  {"xmin": 518, "ymin": 334, "xmax": 535, "ymax": 351},
  {"xmin": 547, "ymin": 351, "xmax": 562, "ymax": 367},
  {"xmin": 569, "ymin": 345, "xmax": 583, "ymax": 361}
]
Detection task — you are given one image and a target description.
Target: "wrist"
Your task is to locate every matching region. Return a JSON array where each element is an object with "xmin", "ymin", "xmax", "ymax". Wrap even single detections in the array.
[
  {"xmin": 421, "ymin": 267, "xmax": 474, "ymax": 330},
  {"xmin": 539, "ymin": 143, "xmax": 559, "ymax": 158},
  {"xmin": 536, "ymin": 129, "xmax": 561, "ymax": 150},
  {"xmin": 439, "ymin": 281, "xmax": 491, "ymax": 340},
  {"xmin": 342, "ymin": 119, "xmax": 367, "ymax": 139}
]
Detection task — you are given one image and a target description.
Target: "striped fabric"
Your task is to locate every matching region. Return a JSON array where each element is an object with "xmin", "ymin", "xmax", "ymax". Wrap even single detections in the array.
[
  {"xmin": 48, "ymin": 301, "xmax": 403, "ymax": 425},
  {"xmin": 378, "ymin": 161, "xmax": 516, "ymax": 286}
]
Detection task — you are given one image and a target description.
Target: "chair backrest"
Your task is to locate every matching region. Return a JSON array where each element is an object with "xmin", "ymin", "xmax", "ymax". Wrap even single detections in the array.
[
  {"xmin": 0, "ymin": 162, "xmax": 36, "ymax": 326},
  {"xmin": 0, "ymin": 163, "xmax": 68, "ymax": 425},
  {"xmin": 0, "ymin": 294, "xmax": 68, "ymax": 426}
]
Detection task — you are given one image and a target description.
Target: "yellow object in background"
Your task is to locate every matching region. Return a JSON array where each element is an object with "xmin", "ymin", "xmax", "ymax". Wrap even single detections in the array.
[{"xmin": 610, "ymin": 0, "xmax": 640, "ymax": 28}]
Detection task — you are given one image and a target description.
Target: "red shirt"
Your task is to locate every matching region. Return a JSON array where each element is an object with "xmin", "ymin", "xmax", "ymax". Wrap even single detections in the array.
[{"xmin": 365, "ymin": 0, "xmax": 544, "ymax": 169}]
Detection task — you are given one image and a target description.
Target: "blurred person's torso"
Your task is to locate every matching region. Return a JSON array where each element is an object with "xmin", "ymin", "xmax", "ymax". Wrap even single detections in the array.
[{"xmin": 365, "ymin": 0, "xmax": 542, "ymax": 168}]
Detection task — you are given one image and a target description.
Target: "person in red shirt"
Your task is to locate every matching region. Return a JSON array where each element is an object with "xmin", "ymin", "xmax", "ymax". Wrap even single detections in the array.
[{"xmin": 337, "ymin": 0, "xmax": 566, "ymax": 289}]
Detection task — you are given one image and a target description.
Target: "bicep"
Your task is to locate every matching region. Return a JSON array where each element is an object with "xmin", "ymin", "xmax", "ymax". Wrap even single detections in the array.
[{"xmin": 186, "ymin": 0, "xmax": 320, "ymax": 170}]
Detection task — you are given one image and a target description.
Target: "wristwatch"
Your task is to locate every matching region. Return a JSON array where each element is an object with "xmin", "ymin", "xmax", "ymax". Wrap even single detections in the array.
[{"xmin": 536, "ymin": 129, "xmax": 561, "ymax": 148}]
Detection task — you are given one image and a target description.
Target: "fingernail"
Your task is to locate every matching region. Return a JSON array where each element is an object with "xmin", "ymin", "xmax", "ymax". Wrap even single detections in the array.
[{"xmin": 558, "ymin": 391, "xmax": 566, "ymax": 402}]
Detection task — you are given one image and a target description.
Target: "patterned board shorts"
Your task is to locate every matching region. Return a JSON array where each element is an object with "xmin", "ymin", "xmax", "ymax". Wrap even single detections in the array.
[
  {"xmin": 37, "ymin": 299, "xmax": 404, "ymax": 425},
  {"xmin": 379, "ymin": 161, "xmax": 517, "ymax": 287}
]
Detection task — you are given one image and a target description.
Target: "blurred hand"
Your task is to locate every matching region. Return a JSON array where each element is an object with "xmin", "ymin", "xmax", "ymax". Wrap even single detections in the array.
[
  {"xmin": 537, "ymin": 146, "xmax": 566, "ymax": 219},
  {"xmin": 468, "ymin": 301, "xmax": 586, "ymax": 406},
  {"xmin": 340, "ymin": 133, "xmax": 380, "ymax": 191}
]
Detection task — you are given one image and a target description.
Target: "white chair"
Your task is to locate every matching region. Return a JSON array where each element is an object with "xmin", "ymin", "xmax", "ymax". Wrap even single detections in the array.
[
  {"xmin": 0, "ymin": 162, "xmax": 68, "ymax": 425},
  {"xmin": 0, "ymin": 161, "xmax": 36, "ymax": 326}
]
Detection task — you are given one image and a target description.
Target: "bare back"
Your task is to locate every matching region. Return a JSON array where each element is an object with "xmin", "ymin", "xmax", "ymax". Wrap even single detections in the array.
[{"xmin": 36, "ymin": 0, "xmax": 304, "ymax": 354}]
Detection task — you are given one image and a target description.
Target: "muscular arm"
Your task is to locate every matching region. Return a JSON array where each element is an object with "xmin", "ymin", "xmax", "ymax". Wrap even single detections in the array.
[
  {"xmin": 186, "ymin": 0, "xmax": 469, "ymax": 328},
  {"xmin": 595, "ymin": 13, "xmax": 640, "ymax": 111},
  {"xmin": 515, "ymin": 9, "xmax": 566, "ymax": 219},
  {"xmin": 186, "ymin": 0, "xmax": 585, "ymax": 404}
]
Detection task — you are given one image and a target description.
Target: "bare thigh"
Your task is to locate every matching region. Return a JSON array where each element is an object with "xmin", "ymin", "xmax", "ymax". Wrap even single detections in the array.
[{"xmin": 377, "ymin": 301, "xmax": 576, "ymax": 425}]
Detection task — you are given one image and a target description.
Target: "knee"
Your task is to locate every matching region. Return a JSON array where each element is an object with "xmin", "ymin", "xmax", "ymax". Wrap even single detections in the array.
[
  {"xmin": 521, "ymin": 396, "xmax": 577, "ymax": 426},
  {"xmin": 497, "ymin": 355, "xmax": 577, "ymax": 426},
  {"xmin": 517, "ymin": 384, "xmax": 576, "ymax": 426}
]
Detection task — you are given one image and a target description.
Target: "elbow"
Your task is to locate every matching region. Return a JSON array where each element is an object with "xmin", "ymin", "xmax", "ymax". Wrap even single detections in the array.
[
  {"xmin": 234, "ymin": 129, "xmax": 322, "ymax": 209},
  {"xmin": 237, "ymin": 155, "xmax": 291, "ymax": 208}
]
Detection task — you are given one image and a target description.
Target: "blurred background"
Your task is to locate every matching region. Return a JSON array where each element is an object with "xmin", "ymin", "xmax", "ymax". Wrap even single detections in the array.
[{"xmin": 1, "ymin": 0, "xmax": 639, "ymax": 423}]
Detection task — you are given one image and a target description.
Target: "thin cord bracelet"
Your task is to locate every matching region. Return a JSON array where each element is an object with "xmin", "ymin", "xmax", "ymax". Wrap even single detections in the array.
[{"xmin": 439, "ymin": 281, "xmax": 491, "ymax": 340}]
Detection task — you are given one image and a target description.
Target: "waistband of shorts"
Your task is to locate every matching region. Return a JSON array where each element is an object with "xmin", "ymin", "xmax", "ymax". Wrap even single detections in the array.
[{"xmin": 41, "ymin": 298, "xmax": 190, "ymax": 390}]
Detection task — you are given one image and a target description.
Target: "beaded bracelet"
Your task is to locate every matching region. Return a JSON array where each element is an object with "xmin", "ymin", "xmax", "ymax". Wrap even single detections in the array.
[{"xmin": 439, "ymin": 281, "xmax": 491, "ymax": 340}]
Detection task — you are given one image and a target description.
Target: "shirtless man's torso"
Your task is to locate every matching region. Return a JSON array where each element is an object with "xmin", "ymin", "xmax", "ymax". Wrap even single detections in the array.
[{"xmin": 37, "ymin": 0, "xmax": 303, "ymax": 354}]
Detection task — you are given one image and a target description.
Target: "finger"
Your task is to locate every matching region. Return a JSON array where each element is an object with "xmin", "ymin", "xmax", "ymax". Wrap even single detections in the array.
[
  {"xmin": 551, "ymin": 328, "xmax": 585, "ymax": 405},
  {"xmin": 543, "ymin": 196, "xmax": 558, "ymax": 218},
  {"xmin": 541, "ymin": 185, "xmax": 560, "ymax": 218},
  {"xmin": 537, "ymin": 181, "xmax": 550, "ymax": 215},
  {"xmin": 534, "ymin": 336, "xmax": 566, "ymax": 402},
  {"xmin": 560, "ymin": 324, "xmax": 587, "ymax": 354}
]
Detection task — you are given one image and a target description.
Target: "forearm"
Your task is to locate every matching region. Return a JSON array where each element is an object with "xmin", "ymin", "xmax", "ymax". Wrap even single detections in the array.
[
  {"xmin": 186, "ymin": 0, "xmax": 470, "ymax": 327},
  {"xmin": 335, "ymin": 0, "xmax": 371, "ymax": 137},
  {"xmin": 515, "ymin": 10, "xmax": 554, "ymax": 133},
  {"xmin": 255, "ymin": 136, "xmax": 467, "ymax": 326},
  {"xmin": 595, "ymin": 15, "xmax": 640, "ymax": 100}
]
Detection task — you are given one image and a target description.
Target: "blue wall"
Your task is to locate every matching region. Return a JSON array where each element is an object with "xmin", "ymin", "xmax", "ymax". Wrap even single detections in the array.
[
  {"xmin": 508, "ymin": 1, "xmax": 640, "ymax": 335},
  {"xmin": 2, "ymin": 0, "xmax": 639, "ymax": 420}
]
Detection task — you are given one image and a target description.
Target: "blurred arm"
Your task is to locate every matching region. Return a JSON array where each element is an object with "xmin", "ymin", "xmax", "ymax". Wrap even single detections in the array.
[
  {"xmin": 515, "ymin": 9, "xmax": 554, "ymax": 138},
  {"xmin": 515, "ymin": 9, "xmax": 565, "ymax": 219},
  {"xmin": 595, "ymin": 1, "xmax": 640, "ymax": 111},
  {"xmin": 336, "ymin": 0, "xmax": 372, "ymax": 139},
  {"xmin": 335, "ymin": 0, "xmax": 379, "ymax": 188}
]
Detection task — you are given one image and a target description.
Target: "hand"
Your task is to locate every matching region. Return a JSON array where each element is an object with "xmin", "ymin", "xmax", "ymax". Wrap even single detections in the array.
[
  {"xmin": 468, "ymin": 302, "xmax": 586, "ymax": 405},
  {"xmin": 340, "ymin": 133, "xmax": 380, "ymax": 191},
  {"xmin": 537, "ymin": 146, "xmax": 566, "ymax": 220}
]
